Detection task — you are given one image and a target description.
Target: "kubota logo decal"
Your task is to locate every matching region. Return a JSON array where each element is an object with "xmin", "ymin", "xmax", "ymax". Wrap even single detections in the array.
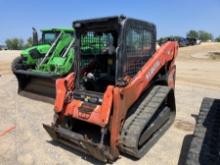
[{"xmin": 146, "ymin": 61, "xmax": 160, "ymax": 80}]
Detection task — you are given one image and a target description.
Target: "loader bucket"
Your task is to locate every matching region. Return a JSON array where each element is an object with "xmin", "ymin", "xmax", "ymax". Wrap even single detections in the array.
[
  {"xmin": 14, "ymin": 70, "xmax": 60, "ymax": 103},
  {"xmin": 43, "ymin": 123, "xmax": 114, "ymax": 162}
]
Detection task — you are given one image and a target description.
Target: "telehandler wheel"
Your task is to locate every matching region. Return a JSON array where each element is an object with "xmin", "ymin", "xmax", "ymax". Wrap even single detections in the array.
[
  {"xmin": 119, "ymin": 85, "xmax": 176, "ymax": 159},
  {"xmin": 11, "ymin": 56, "xmax": 24, "ymax": 72}
]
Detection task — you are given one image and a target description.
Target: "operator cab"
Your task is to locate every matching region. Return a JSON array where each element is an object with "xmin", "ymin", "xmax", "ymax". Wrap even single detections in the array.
[
  {"xmin": 41, "ymin": 29, "xmax": 74, "ymax": 45},
  {"xmin": 73, "ymin": 16, "xmax": 156, "ymax": 94}
]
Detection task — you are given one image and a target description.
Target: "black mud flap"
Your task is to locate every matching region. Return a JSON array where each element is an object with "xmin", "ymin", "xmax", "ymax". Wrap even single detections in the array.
[
  {"xmin": 43, "ymin": 124, "xmax": 114, "ymax": 162},
  {"xmin": 14, "ymin": 70, "xmax": 60, "ymax": 103}
]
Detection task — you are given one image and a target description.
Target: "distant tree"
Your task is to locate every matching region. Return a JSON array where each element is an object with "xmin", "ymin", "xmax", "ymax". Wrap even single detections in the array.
[
  {"xmin": 198, "ymin": 31, "xmax": 213, "ymax": 41},
  {"xmin": 5, "ymin": 38, "xmax": 24, "ymax": 50},
  {"xmin": 169, "ymin": 35, "xmax": 182, "ymax": 41},
  {"xmin": 24, "ymin": 37, "xmax": 33, "ymax": 48},
  {"xmin": 158, "ymin": 35, "xmax": 183, "ymax": 45},
  {"xmin": 215, "ymin": 36, "xmax": 220, "ymax": 42},
  {"xmin": 186, "ymin": 30, "xmax": 199, "ymax": 39}
]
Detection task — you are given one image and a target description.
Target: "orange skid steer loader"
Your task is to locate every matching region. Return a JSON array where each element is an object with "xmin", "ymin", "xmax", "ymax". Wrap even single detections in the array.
[{"xmin": 44, "ymin": 16, "xmax": 178, "ymax": 162}]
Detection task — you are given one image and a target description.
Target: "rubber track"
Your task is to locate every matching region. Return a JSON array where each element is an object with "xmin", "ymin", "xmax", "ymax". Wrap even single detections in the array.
[
  {"xmin": 119, "ymin": 85, "xmax": 173, "ymax": 158},
  {"xmin": 186, "ymin": 98, "xmax": 220, "ymax": 165}
]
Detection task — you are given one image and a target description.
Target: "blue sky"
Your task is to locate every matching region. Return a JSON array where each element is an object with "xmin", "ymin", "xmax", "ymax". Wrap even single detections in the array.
[{"xmin": 0, "ymin": 0, "xmax": 220, "ymax": 44}]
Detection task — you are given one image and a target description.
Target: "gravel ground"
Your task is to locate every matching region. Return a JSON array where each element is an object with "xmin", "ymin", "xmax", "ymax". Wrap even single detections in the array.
[{"xmin": 0, "ymin": 43, "xmax": 220, "ymax": 165}]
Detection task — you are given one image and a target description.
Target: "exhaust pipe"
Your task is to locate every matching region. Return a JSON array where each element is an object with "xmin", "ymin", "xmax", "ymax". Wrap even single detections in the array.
[{"xmin": 32, "ymin": 27, "xmax": 38, "ymax": 46}]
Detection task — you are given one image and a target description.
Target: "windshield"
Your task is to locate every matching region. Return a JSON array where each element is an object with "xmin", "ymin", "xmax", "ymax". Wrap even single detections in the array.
[
  {"xmin": 81, "ymin": 32, "xmax": 114, "ymax": 55},
  {"xmin": 76, "ymin": 30, "xmax": 117, "ymax": 92},
  {"xmin": 80, "ymin": 31, "xmax": 115, "ymax": 69},
  {"xmin": 42, "ymin": 32, "xmax": 58, "ymax": 44}
]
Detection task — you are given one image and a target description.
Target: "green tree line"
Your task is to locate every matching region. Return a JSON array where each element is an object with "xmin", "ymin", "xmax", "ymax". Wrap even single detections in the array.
[
  {"xmin": 5, "ymin": 37, "xmax": 33, "ymax": 50},
  {"xmin": 186, "ymin": 30, "xmax": 213, "ymax": 41},
  {"xmin": 158, "ymin": 30, "xmax": 220, "ymax": 43},
  {"xmin": 4, "ymin": 30, "xmax": 220, "ymax": 50}
]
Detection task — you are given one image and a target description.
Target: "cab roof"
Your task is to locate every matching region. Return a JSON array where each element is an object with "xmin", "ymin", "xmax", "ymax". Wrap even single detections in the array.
[
  {"xmin": 73, "ymin": 15, "xmax": 155, "ymax": 31},
  {"xmin": 41, "ymin": 28, "xmax": 74, "ymax": 33}
]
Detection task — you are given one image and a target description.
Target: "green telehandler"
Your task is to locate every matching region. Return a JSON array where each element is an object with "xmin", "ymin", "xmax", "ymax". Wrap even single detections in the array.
[{"xmin": 12, "ymin": 28, "xmax": 75, "ymax": 103}]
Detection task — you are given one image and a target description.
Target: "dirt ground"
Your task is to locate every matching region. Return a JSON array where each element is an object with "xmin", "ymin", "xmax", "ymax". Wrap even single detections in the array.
[{"xmin": 0, "ymin": 43, "xmax": 220, "ymax": 165}]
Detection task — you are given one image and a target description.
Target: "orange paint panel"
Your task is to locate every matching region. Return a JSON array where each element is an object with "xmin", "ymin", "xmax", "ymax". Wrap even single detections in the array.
[
  {"xmin": 100, "ymin": 86, "xmax": 113, "ymax": 124},
  {"xmin": 54, "ymin": 73, "xmax": 75, "ymax": 112},
  {"xmin": 63, "ymin": 86, "xmax": 113, "ymax": 127}
]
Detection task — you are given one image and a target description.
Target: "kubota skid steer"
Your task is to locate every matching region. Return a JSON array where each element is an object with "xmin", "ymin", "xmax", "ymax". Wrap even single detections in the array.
[{"xmin": 44, "ymin": 16, "xmax": 178, "ymax": 162}]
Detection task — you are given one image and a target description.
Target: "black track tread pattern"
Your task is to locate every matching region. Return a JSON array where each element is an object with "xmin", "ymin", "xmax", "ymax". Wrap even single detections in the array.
[
  {"xmin": 186, "ymin": 97, "xmax": 220, "ymax": 165},
  {"xmin": 119, "ymin": 85, "xmax": 174, "ymax": 158}
]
